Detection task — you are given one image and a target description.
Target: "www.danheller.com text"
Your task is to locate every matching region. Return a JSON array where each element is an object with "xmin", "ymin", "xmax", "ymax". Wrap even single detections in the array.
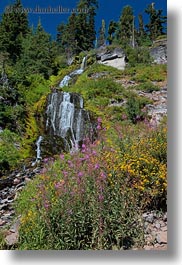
[{"xmin": 4, "ymin": 5, "xmax": 89, "ymax": 14}]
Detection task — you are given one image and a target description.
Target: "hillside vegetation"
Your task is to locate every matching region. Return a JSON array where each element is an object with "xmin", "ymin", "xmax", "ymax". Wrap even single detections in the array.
[{"xmin": 0, "ymin": 0, "xmax": 167, "ymax": 250}]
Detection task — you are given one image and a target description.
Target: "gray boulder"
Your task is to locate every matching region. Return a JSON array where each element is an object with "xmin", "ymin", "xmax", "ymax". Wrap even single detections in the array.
[
  {"xmin": 96, "ymin": 46, "xmax": 125, "ymax": 62},
  {"xmin": 150, "ymin": 39, "xmax": 167, "ymax": 64}
]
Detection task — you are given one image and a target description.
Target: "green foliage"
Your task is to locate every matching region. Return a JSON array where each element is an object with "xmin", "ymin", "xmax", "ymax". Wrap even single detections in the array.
[
  {"xmin": 0, "ymin": 70, "xmax": 26, "ymax": 131},
  {"xmin": 124, "ymin": 64, "xmax": 167, "ymax": 82},
  {"xmin": 145, "ymin": 3, "xmax": 167, "ymax": 41},
  {"xmin": 0, "ymin": 0, "xmax": 29, "ymax": 63},
  {"xmin": 125, "ymin": 46, "xmax": 152, "ymax": 67},
  {"xmin": 107, "ymin": 21, "xmax": 118, "ymax": 45},
  {"xmin": 14, "ymin": 21, "xmax": 56, "ymax": 80},
  {"xmin": 116, "ymin": 5, "xmax": 134, "ymax": 47},
  {"xmin": 126, "ymin": 95, "xmax": 150, "ymax": 123},
  {"xmin": 20, "ymin": 74, "xmax": 50, "ymax": 106},
  {"xmin": 21, "ymin": 111, "xmax": 39, "ymax": 159},
  {"xmin": 57, "ymin": 0, "xmax": 98, "ymax": 55},
  {"xmin": 97, "ymin": 19, "xmax": 106, "ymax": 47},
  {"xmin": 133, "ymin": 82, "xmax": 160, "ymax": 93},
  {"xmin": 0, "ymin": 129, "xmax": 21, "ymax": 173}
]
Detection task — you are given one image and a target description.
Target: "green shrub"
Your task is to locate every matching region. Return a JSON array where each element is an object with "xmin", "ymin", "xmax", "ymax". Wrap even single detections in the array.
[
  {"xmin": 22, "ymin": 74, "xmax": 50, "ymax": 106},
  {"xmin": 0, "ymin": 129, "xmax": 21, "ymax": 174},
  {"xmin": 133, "ymin": 82, "xmax": 160, "ymax": 93},
  {"xmin": 126, "ymin": 95, "xmax": 150, "ymax": 123},
  {"xmin": 125, "ymin": 47, "xmax": 152, "ymax": 67},
  {"xmin": 123, "ymin": 64, "xmax": 167, "ymax": 82}
]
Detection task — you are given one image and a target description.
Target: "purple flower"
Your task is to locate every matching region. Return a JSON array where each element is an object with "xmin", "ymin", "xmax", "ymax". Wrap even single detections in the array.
[
  {"xmin": 44, "ymin": 202, "xmax": 49, "ymax": 209},
  {"xmin": 94, "ymin": 163, "xmax": 100, "ymax": 169},
  {"xmin": 85, "ymin": 154, "xmax": 90, "ymax": 160},
  {"xmin": 60, "ymin": 154, "xmax": 64, "ymax": 160},
  {"xmin": 63, "ymin": 171, "xmax": 68, "ymax": 176},
  {"xmin": 97, "ymin": 124, "xmax": 101, "ymax": 130},
  {"xmin": 54, "ymin": 182, "xmax": 61, "ymax": 189},
  {"xmin": 78, "ymin": 172, "xmax": 84, "ymax": 177},
  {"xmin": 43, "ymin": 158, "xmax": 49, "ymax": 163},
  {"xmin": 98, "ymin": 117, "xmax": 102, "ymax": 123},
  {"xmin": 67, "ymin": 160, "xmax": 73, "ymax": 167},
  {"xmin": 100, "ymin": 172, "xmax": 106, "ymax": 180},
  {"xmin": 82, "ymin": 144, "xmax": 86, "ymax": 149},
  {"xmin": 98, "ymin": 194, "xmax": 104, "ymax": 202}
]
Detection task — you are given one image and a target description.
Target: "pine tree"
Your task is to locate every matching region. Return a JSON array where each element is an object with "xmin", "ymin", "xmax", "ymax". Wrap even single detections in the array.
[
  {"xmin": 107, "ymin": 20, "xmax": 118, "ymax": 45},
  {"xmin": 145, "ymin": 3, "xmax": 167, "ymax": 41},
  {"xmin": 0, "ymin": 0, "xmax": 29, "ymax": 63},
  {"xmin": 116, "ymin": 5, "xmax": 134, "ymax": 48},
  {"xmin": 98, "ymin": 19, "xmax": 106, "ymax": 47},
  {"xmin": 75, "ymin": 0, "xmax": 98, "ymax": 52},
  {"xmin": 136, "ymin": 14, "xmax": 152, "ymax": 47},
  {"xmin": 56, "ymin": 0, "xmax": 98, "ymax": 54},
  {"xmin": 15, "ymin": 20, "xmax": 55, "ymax": 79},
  {"xmin": 138, "ymin": 14, "xmax": 145, "ymax": 38}
]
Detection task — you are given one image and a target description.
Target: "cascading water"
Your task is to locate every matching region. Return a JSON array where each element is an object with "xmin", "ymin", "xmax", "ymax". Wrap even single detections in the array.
[
  {"xmin": 59, "ymin": 56, "xmax": 87, "ymax": 88},
  {"xmin": 32, "ymin": 136, "xmax": 43, "ymax": 166},
  {"xmin": 36, "ymin": 136, "xmax": 43, "ymax": 160},
  {"xmin": 46, "ymin": 91, "xmax": 94, "ymax": 151}
]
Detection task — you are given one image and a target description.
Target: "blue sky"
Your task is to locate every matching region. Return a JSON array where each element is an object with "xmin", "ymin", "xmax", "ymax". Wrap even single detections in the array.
[{"xmin": 0, "ymin": 0, "xmax": 167, "ymax": 39}]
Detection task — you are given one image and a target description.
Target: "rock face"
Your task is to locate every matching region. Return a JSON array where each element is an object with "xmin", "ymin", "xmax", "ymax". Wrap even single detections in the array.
[
  {"xmin": 137, "ymin": 86, "xmax": 167, "ymax": 125},
  {"xmin": 96, "ymin": 46, "xmax": 126, "ymax": 70},
  {"xmin": 150, "ymin": 39, "xmax": 167, "ymax": 64},
  {"xmin": 45, "ymin": 91, "xmax": 95, "ymax": 152}
]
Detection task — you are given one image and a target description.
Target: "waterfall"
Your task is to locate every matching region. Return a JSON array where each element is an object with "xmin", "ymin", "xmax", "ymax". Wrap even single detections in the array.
[
  {"xmin": 58, "ymin": 92, "xmax": 75, "ymax": 139},
  {"xmin": 32, "ymin": 136, "xmax": 43, "ymax": 166},
  {"xmin": 80, "ymin": 56, "xmax": 87, "ymax": 70},
  {"xmin": 59, "ymin": 56, "xmax": 87, "ymax": 88},
  {"xmin": 46, "ymin": 92, "xmax": 58, "ymax": 132},
  {"xmin": 36, "ymin": 136, "xmax": 43, "ymax": 160},
  {"xmin": 59, "ymin": 75, "xmax": 71, "ymax": 88},
  {"xmin": 46, "ymin": 91, "xmax": 94, "ymax": 152}
]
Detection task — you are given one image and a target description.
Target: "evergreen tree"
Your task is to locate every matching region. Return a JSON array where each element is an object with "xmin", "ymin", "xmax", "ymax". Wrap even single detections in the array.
[
  {"xmin": 138, "ymin": 14, "xmax": 145, "ymax": 38},
  {"xmin": 57, "ymin": 0, "xmax": 98, "ymax": 54},
  {"xmin": 107, "ymin": 20, "xmax": 118, "ymax": 45},
  {"xmin": 75, "ymin": 0, "xmax": 98, "ymax": 52},
  {"xmin": 145, "ymin": 3, "xmax": 167, "ymax": 41},
  {"xmin": 116, "ymin": 5, "xmax": 134, "ymax": 48},
  {"xmin": 15, "ymin": 20, "xmax": 55, "ymax": 80},
  {"xmin": 0, "ymin": 0, "xmax": 29, "ymax": 63},
  {"xmin": 56, "ymin": 22, "xmax": 66, "ymax": 52},
  {"xmin": 63, "ymin": 13, "xmax": 79, "ymax": 56},
  {"xmin": 136, "ymin": 14, "xmax": 152, "ymax": 47},
  {"xmin": 98, "ymin": 19, "xmax": 106, "ymax": 47}
]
